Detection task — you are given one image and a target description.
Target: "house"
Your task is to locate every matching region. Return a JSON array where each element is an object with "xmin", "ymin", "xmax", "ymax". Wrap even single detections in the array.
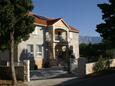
[{"xmin": 0, "ymin": 13, "xmax": 79, "ymax": 69}]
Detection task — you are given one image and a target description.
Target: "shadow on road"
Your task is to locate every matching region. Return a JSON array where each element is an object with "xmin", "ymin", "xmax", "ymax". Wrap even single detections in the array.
[{"xmin": 54, "ymin": 73, "xmax": 115, "ymax": 86}]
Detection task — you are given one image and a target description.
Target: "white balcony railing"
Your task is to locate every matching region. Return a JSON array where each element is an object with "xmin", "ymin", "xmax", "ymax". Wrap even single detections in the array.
[{"xmin": 55, "ymin": 35, "xmax": 66, "ymax": 42}]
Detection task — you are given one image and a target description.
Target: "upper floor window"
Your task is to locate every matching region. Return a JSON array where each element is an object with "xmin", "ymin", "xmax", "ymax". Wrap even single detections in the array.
[{"xmin": 46, "ymin": 32, "xmax": 51, "ymax": 41}]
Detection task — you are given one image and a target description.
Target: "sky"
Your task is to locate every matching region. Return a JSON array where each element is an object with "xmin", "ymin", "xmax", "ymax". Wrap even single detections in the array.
[{"xmin": 32, "ymin": 0, "xmax": 108, "ymax": 36}]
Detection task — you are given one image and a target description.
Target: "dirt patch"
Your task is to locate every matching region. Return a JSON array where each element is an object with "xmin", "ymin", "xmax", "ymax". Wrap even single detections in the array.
[{"xmin": 0, "ymin": 80, "xmax": 28, "ymax": 86}]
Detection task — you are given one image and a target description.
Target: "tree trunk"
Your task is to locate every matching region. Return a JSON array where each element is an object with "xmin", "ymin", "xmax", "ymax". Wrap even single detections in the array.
[{"xmin": 10, "ymin": 32, "xmax": 17, "ymax": 85}]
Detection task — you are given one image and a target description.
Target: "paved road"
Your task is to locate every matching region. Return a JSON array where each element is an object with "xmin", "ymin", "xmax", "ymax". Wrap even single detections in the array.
[
  {"xmin": 55, "ymin": 73, "xmax": 115, "ymax": 86},
  {"xmin": 27, "ymin": 77, "xmax": 77, "ymax": 86},
  {"xmin": 27, "ymin": 72, "xmax": 115, "ymax": 86}
]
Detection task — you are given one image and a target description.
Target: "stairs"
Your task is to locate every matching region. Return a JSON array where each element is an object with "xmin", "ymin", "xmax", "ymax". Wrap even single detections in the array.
[{"xmin": 50, "ymin": 59, "xmax": 58, "ymax": 67}]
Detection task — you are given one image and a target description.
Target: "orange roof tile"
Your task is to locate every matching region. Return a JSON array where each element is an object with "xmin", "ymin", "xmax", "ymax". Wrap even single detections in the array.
[
  {"xmin": 30, "ymin": 13, "xmax": 79, "ymax": 33},
  {"xmin": 69, "ymin": 26, "xmax": 79, "ymax": 33},
  {"xmin": 32, "ymin": 14, "xmax": 60, "ymax": 26}
]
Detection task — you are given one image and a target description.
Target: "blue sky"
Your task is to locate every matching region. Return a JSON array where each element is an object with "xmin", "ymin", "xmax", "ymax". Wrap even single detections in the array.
[{"xmin": 32, "ymin": 0, "xmax": 108, "ymax": 36}]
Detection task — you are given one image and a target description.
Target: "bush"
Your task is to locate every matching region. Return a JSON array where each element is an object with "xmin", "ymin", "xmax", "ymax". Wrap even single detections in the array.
[{"xmin": 93, "ymin": 57, "xmax": 111, "ymax": 72}]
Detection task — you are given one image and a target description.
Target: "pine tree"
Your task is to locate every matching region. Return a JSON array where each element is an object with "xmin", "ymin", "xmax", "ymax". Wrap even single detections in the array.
[
  {"xmin": 0, "ymin": 0, "xmax": 35, "ymax": 85},
  {"xmin": 96, "ymin": 0, "xmax": 115, "ymax": 47}
]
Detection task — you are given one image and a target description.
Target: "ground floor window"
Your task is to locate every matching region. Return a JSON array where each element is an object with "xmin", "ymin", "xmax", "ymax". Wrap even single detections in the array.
[
  {"xmin": 36, "ymin": 45, "xmax": 42, "ymax": 56},
  {"xmin": 27, "ymin": 44, "xmax": 34, "ymax": 57}
]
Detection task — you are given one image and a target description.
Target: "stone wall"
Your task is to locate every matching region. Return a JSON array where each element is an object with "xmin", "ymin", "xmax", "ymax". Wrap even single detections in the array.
[
  {"xmin": 86, "ymin": 59, "xmax": 115, "ymax": 75},
  {"xmin": 0, "ymin": 60, "xmax": 30, "ymax": 81},
  {"xmin": 77, "ymin": 57, "xmax": 87, "ymax": 77},
  {"xmin": 86, "ymin": 62, "xmax": 96, "ymax": 75},
  {"xmin": 77, "ymin": 58, "xmax": 115, "ymax": 77},
  {"xmin": 18, "ymin": 26, "xmax": 44, "ymax": 69},
  {"xmin": 0, "ymin": 66, "xmax": 24, "ymax": 80}
]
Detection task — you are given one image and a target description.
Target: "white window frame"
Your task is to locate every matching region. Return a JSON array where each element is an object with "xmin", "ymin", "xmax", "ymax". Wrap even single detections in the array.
[
  {"xmin": 27, "ymin": 44, "xmax": 34, "ymax": 57},
  {"xmin": 36, "ymin": 45, "xmax": 42, "ymax": 57}
]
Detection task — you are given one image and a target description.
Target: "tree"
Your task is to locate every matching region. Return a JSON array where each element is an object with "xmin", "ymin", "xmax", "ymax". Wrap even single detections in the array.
[
  {"xmin": 0, "ymin": 0, "xmax": 35, "ymax": 85},
  {"xmin": 96, "ymin": 0, "xmax": 115, "ymax": 47},
  {"xmin": 79, "ymin": 43, "xmax": 109, "ymax": 62}
]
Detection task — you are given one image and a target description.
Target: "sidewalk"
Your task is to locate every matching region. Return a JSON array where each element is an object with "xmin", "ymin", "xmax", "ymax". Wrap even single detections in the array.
[
  {"xmin": 26, "ymin": 77, "xmax": 77, "ymax": 86},
  {"xmin": 26, "ymin": 72, "xmax": 115, "ymax": 86},
  {"xmin": 27, "ymin": 67, "xmax": 79, "ymax": 86}
]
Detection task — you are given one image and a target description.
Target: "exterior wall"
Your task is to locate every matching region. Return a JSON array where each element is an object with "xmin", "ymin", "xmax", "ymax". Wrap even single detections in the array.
[
  {"xmin": 0, "ymin": 50, "xmax": 9, "ymax": 65},
  {"xmin": 69, "ymin": 32, "xmax": 79, "ymax": 59},
  {"xmin": 18, "ymin": 26, "xmax": 44, "ymax": 69},
  {"xmin": 53, "ymin": 20, "xmax": 69, "ymax": 31}
]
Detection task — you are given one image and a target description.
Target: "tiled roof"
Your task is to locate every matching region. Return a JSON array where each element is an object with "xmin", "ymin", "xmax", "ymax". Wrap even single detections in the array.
[
  {"xmin": 69, "ymin": 26, "xmax": 79, "ymax": 33},
  {"xmin": 32, "ymin": 14, "xmax": 60, "ymax": 26},
  {"xmin": 30, "ymin": 13, "xmax": 79, "ymax": 33}
]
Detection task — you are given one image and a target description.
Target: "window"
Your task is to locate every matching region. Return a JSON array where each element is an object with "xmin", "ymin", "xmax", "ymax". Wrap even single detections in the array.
[
  {"xmin": 46, "ymin": 32, "xmax": 51, "ymax": 41},
  {"xmin": 36, "ymin": 45, "xmax": 42, "ymax": 56},
  {"xmin": 27, "ymin": 44, "xmax": 34, "ymax": 57}
]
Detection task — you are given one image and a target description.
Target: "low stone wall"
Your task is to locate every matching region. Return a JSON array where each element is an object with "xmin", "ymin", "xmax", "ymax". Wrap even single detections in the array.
[
  {"xmin": 0, "ymin": 66, "xmax": 24, "ymax": 80},
  {"xmin": 77, "ymin": 57, "xmax": 87, "ymax": 77},
  {"xmin": 110, "ymin": 59, "xmax": 115, "ymax": 67},
  {"xmin": 86, "ymin": 62, "xmax": 96, "ymax": 75},
  {"xmin": 0, "ymin": 60, "xmax": 30, "ymax": 81},
  {"xmin": 86, "ymin": 59, "xmax": 115, "ymax": 75}
]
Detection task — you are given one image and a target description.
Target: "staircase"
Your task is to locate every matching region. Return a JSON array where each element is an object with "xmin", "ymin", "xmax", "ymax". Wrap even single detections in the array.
[
  {"xmin": 50, "ymin": 59, "xmax": 58, "ymax": 67},
  {"xmin": 30, "ymin": 67, "xmax": 67, "ymax": 80}
]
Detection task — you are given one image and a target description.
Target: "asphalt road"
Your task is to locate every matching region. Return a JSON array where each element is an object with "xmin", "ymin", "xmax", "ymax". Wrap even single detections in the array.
[{"xmin": 55, "ymin": 73, "xmax": 115, "ymax": 86}]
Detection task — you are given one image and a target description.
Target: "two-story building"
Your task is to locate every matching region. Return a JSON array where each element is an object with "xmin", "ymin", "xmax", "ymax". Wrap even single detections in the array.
[{"xmin": 0, "ymin": 13, "xmax": 79, "ymax": 69}]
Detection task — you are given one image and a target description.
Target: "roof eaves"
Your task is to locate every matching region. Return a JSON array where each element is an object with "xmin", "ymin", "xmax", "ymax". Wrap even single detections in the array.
[{"xmin": 69, "ymin": 26, "xmax": 79, "ymax": 33}]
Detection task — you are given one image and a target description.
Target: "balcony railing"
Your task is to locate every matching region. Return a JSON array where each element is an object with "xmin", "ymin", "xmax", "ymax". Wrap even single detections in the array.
[{"xmin": 55, "ymin": 35, "xmax": 67, "ymax": 42}]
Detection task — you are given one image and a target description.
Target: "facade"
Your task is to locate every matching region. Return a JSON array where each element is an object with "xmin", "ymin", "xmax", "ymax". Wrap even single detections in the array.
[{"xmin": 0, "ymin": 13, "xmax": 79, "ymax": 69}]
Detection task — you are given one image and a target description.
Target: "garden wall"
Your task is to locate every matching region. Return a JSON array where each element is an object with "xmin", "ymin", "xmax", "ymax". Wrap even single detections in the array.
[
  {"xmin": 86, "ymin": 59, "xmax": 115, "ymax": 74},
  {"xmin": 0, "ymin": 66, "xmax": 24, "ymax": 80},
  {"xmin": 0, "ymin": 60, "xmax": 30, "ymax": 81}
]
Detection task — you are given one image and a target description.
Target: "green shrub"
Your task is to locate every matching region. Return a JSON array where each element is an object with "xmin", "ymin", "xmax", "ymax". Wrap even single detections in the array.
[{"xmin": 93, "ymin": 56, "xmax": 111, "ymax": 72}]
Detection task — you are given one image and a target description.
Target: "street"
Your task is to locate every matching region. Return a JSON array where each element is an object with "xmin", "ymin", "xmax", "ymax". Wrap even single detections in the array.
[
  {"xmin": 26, "ymin": 71, "xmax": 115, "ymax": 86},
  {"xmin": 55, "ymin": 73, "xmax": 115, "ymax": 86}
]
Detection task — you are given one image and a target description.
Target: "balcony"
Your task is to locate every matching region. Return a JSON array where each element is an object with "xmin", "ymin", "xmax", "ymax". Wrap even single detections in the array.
[{"xmin": 55, "ymin": 34, "xmax": 67, "ymax": 43}]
